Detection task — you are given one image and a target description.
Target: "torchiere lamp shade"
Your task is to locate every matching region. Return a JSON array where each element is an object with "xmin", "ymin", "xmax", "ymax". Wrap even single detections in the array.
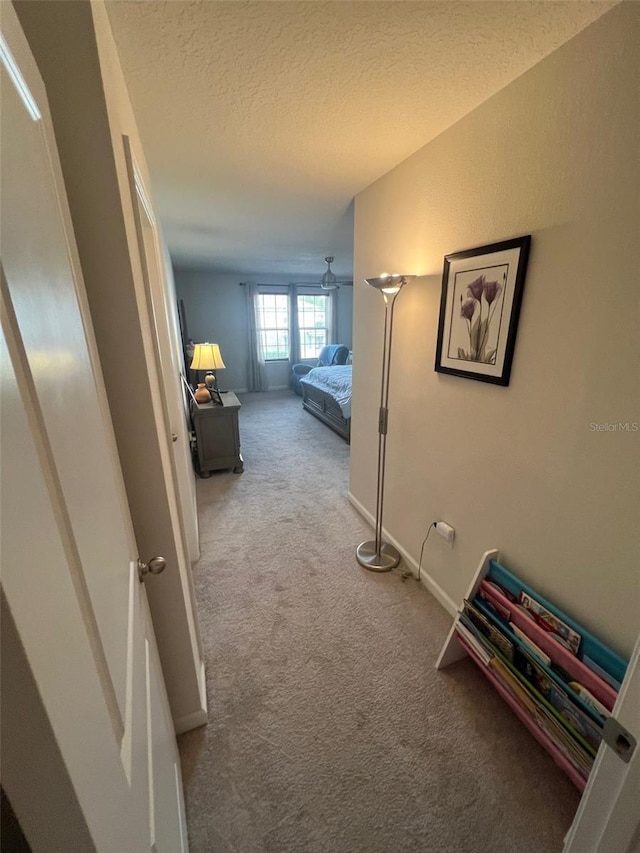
[{"xmin": 364, "ymin": 273, "xmax": 415, "ymax": 294}]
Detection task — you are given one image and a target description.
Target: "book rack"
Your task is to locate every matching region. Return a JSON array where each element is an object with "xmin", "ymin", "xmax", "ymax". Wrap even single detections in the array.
[{"xmin": 437, "ymin": 550, "xmax": 628, "ymax": 791}]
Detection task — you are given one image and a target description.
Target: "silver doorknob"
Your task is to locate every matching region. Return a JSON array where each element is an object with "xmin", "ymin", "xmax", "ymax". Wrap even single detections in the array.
[{"xmin": 137, "ymin": 555, "xmax": 166, "ymax": 583}]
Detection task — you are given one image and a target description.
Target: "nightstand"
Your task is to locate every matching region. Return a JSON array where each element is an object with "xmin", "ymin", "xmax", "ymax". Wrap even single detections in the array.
[{"xmin": 191, "ymin": 391, "xmax": 244, "ymax": 476}]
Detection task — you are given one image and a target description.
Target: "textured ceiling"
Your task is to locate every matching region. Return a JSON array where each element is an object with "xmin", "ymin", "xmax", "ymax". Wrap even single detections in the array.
[{"xmin": 106, "ymin": 0, "xmax": 615, "ymax": 277}]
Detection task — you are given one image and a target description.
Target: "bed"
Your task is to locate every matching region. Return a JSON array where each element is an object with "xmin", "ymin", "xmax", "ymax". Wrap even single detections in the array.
[{"xmin": 299, "ymin": 364, "xmax": 352, "ymax": 442}]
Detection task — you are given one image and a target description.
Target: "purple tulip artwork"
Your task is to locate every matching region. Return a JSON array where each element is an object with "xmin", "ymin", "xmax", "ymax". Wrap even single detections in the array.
[
  {"xmin": 435, "ymin": 236, "xmax": 531, "ymax": 386},
  {"xmin": 457, "ymin": 272, "xmax": 506, "ymax": 365}
]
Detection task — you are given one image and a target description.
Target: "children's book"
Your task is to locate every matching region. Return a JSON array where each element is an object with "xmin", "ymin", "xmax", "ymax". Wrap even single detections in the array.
[
  {"xmin": 463, "ymin": 600, "xmax": 515, "ymax": 662},
  {"xmin": 519, "ymin": 591, "xmax": 582, "ymax": 655},
  {"xmin": 509, "ymin": 623, "xmax": 551, "ymax": 666}
]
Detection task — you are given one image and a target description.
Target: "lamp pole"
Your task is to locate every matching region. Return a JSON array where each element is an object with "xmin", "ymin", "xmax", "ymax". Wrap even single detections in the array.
[{"xmin": 357, "ymin": 274, "xmax": 414, "ymax": 572}]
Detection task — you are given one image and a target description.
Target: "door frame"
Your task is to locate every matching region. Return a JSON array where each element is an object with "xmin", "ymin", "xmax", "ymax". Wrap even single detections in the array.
[{"xmin": 122, "ymin": 137, "xmax": 203, "ymax": 668}]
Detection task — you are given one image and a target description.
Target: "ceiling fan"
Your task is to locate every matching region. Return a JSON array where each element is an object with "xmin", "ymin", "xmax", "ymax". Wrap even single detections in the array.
[{"xmin": 292, "ymin": 257, "xmax": 353, "ymax": 291}]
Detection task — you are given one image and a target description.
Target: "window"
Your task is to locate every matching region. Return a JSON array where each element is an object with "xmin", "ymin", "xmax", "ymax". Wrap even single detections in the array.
[
  {"xmin": 256, "ymin": 293, "xmax": 289, "ymax": 360},
  {"xmin": 254, "ymin": 290, "xmax": 332, "ymax": 362},
  {"xmin": 297, "ymin": 294, "xmax": 329, "ymax": 359}
]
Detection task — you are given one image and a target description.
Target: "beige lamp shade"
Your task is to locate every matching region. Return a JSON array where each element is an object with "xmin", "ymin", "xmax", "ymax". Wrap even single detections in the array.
[{"xmin": 190, "ymin": 342, "xmax": 226, "ymax": 371}]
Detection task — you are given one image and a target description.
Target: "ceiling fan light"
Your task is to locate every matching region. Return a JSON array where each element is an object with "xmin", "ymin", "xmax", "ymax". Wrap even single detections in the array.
[{"xmin": 320, "ymin": 255, "xmax": 339, "ymax": 290}]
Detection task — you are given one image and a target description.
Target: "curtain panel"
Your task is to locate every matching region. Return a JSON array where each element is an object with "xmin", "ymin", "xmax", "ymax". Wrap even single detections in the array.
[
  {"xmin": 328, "ymin": 288, "xmax": 338, "ymax": 345},
  {"xmin": 244, "ymin": 282, "xmax": 268, "ymax": 391}
]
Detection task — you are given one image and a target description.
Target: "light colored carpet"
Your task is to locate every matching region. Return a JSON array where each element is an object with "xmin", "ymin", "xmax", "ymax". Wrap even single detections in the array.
[{"xmin": 178, "ymin": 390, "xmax": 580, "ymax": 852}]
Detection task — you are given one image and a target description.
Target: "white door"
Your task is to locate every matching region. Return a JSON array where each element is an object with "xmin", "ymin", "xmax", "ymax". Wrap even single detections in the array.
[
  {"xmin": 124, "ymin": 138, "xmax": 200, "ymax": 567},
  {"xmin": 123, "ymin": 139, "xmax": 202, "ymax": 663},
  {"xmin": 564, "ymin": 633, "xmax": 640, "ymax": 853},
  {"xmin": 0, "ymin": 8, "xmax": 186, "ymax": 851}
]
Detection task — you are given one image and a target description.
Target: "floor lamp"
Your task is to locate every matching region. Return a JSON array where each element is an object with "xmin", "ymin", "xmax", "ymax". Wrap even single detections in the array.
[{"xmin": 356, "ymin": 273, "xmax": 415, "ymax": 572}]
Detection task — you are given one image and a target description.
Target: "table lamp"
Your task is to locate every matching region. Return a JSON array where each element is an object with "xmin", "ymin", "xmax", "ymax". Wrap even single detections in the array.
[{"xmin": 190, "ymin": 342, "xmax": 225, "ymax": 404}]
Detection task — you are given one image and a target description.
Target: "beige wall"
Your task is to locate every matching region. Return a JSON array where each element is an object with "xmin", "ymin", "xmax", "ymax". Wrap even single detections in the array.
[{"xmin": 351, "ymin": 3, "xmax": 639, "ymax": 657}]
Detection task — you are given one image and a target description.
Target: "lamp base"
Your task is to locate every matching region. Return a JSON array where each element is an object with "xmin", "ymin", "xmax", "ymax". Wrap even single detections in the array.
[{"xmin": 356, "ymin": 540, "xmax": 400, "ymax": 573}]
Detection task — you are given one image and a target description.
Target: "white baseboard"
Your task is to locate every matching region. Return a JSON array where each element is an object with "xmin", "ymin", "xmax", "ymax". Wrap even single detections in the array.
[
  {"xmin": 174, "ymin": 707, "xmax": 208, "ymax": 735},
  {"xmin": 347, "ymin": 491, "xmax": 458, "ymax": 617},
  {"xmin": 197, "ymin": 658, "xmax": 207, "ymax": 712},
  {"xmin": 173, "ymin": 649, "xmax": 208, "ymax": 736}
]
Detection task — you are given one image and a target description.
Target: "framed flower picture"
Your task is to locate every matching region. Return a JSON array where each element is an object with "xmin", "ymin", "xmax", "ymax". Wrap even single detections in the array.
[{"xmin": 434, "ymin": 235, "xmax": 531, "ymax": 385}]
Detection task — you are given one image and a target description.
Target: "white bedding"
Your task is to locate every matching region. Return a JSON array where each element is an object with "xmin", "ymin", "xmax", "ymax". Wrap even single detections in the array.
[{"xmin": 299, "ymin": 364, "xmax": 352, "ymax": 418}]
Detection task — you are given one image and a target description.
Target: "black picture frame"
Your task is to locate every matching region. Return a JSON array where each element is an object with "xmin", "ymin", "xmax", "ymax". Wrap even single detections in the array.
[{"xmin": 434, "ymin": 235, "xmax": 531, "ymax": 386}]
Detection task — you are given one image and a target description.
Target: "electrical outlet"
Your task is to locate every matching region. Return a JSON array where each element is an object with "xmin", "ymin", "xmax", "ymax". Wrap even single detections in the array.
[{"xmin": 435, "ymin": 521, "xmax": 455, "ymax": 544}]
